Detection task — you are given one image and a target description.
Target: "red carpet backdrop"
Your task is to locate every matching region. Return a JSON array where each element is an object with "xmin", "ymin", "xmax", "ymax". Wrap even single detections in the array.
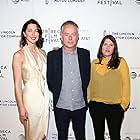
[{"xmin": 0, "ymin": 0, "xmax": 140, "ymax": 139}]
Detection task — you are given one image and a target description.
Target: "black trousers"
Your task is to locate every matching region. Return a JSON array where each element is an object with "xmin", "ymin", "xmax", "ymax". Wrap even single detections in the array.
[
  {"xmin": 54, "ymin": 107, "xmax": 87, "ymax": 140},
  {"xmin": 88, "ymin": 101, "xmax": 124, "ymax": 140}
]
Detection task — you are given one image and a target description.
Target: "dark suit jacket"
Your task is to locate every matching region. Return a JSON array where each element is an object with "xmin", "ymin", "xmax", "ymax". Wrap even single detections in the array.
[{"xmin": 47, "ymin": 47, "xmax": 90, "ymax": 109}]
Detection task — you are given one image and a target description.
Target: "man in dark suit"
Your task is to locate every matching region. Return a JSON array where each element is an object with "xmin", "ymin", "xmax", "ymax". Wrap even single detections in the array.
[{"xmin": 47, "ymin": 20, "xmax": 90, "ymax": 140}]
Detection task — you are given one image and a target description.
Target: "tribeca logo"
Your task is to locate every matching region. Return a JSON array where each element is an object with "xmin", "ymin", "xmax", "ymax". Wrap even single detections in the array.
[
  {"xmin": 97, "ymin": 0, "xmax": 122, "ymax": 6},
  {"xmin": 43, "ymin": 28, "xmax": 60, "ymax": 44}
]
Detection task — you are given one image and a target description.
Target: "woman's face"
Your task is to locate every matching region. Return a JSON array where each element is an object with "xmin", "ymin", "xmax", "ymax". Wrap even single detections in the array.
[
  {"xmin": 23, "ymin": 23, "xmax": 39, "ymax": 45},
  {"xmin": 102, "ymin": 38, "xmax": 115, "ymax": 58}
]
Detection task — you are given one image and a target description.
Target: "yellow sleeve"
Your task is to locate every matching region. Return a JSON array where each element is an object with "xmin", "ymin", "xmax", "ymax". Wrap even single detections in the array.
[{"xmin": 119, "ymin": 57, "xmax": 130, "ymax": 111}]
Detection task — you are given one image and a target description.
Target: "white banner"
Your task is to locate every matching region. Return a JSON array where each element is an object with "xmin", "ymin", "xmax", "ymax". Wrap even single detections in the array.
[{"xmin": 0, "ymin": 0, "xmax": 140, "ymax": 139}]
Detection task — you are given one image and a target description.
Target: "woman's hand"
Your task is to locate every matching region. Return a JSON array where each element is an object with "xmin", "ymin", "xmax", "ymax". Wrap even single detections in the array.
[{"xmin": 19, "ymin": 106, "xmax": 28, "ymax": 124}]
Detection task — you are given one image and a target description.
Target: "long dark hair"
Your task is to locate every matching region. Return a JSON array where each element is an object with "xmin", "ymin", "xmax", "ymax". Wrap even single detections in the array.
[
  {"xmin": 19, "ymin": 19, "xmax": 44, "ymax": 48},
  {"xmin": 97, "ymin": 35, "xmax": 120, "ymax": 69}
]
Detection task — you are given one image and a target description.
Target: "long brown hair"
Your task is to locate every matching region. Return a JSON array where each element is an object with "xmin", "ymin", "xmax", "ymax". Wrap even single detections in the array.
[{"xmin": 97, "ymin": 35, "xmax": 120, "ymax": 69}]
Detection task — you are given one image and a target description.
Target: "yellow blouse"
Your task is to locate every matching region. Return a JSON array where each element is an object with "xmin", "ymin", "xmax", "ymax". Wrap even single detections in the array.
[{"xmin": 87, "ymin": 57, "xmax": 130, "ymax": 111}]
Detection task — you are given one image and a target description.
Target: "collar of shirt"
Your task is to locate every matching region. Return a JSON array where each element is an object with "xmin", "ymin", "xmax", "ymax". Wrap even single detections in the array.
[
  {"xmin": 62, "ymin": 47, "xmax": 77, "ymax": 55},
  {"xmin": 101, "ymin": 57, "xmax": 110, "ymax": 65}
]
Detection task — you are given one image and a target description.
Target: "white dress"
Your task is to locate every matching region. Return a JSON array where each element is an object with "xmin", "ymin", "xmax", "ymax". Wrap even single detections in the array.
[{"xmin": 22, "ymin": 46, "xmax": 50, "ymax": 140}]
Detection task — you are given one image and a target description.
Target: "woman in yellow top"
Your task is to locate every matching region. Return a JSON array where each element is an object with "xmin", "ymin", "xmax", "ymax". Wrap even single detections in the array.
[{"xmin": 87, "ymin": 35, "xmax": 130, "ymax": 140}]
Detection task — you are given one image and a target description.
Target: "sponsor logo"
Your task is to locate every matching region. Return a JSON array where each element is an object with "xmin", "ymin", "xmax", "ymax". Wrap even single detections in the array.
[
  {"xmin": 0, "ymin": 99, "xmax": 16, "ymax": 107},
  {"xmin": 130, "ymin": 71, "xmax": 140, "ymax": 79},
  {"xmin": 45, "ymin": 0, "xmax": 86, "ymax": 5},
  {"xmin": 103, "ymin": 30, "xmax": 140, "ymax": 40},
  {"xmin": 129, "ymin": 106, "xmax": 137, "ymax": 110},
  {"xmin": 130, "ymin": 71, "xmax": 137, "ymax": 79},
  {"xmin": 0, "ymin": 30, "xmax": 20, "ymax": 39}
]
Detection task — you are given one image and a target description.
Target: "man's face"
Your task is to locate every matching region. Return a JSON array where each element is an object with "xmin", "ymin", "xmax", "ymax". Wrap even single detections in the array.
[{"xmin": 60, "ymin": 24, "xmax": 79, "ymax": 50}]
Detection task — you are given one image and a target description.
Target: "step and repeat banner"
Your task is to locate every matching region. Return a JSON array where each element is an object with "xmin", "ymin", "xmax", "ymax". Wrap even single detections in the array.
[{"xmin": 0, "ymin": 0, "xmax": 140, "ymax": 139}]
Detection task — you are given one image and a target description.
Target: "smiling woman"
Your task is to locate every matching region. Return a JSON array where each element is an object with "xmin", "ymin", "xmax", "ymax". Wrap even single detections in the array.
[{"xmin": 12, "ymin": 19, "xmax": 50, "ymax": 140}]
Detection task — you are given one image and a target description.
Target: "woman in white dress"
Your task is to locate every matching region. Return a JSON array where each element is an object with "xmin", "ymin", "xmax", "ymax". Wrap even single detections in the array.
[{"xmin": 12, "ymin": 19, "xmax": 50, "ymax": 140}]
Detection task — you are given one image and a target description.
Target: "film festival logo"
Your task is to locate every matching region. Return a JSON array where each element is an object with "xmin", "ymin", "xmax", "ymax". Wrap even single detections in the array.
[
  {"xmin": 43, "ymin": 28, "xmax": 90, "ymax": 47},
  {"xmin": 97, "ymin": 0, "xmax": 123, "ymax": 6}
]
